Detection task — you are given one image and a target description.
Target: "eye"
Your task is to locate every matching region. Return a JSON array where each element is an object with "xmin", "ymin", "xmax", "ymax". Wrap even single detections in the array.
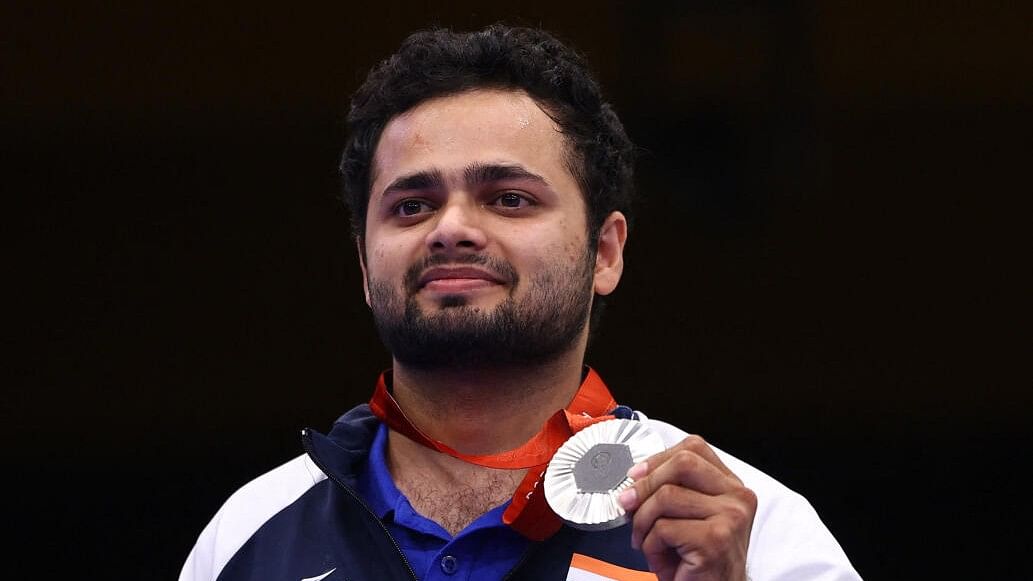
[
  {"xmin": 492, "ymin": 192, "xmax": 532, "ymax": 209},
  {"xmin": 394, "ymin": 199, "xmax": 433, "ymax": 217}
]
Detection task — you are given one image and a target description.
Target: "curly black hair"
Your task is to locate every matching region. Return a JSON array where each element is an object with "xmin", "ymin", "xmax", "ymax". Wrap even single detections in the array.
[{"xmin": 339, "ymin": 24, "xmax": 636, "ymax": 244}]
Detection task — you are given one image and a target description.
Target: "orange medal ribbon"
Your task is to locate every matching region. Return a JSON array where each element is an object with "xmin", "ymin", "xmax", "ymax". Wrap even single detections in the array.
[{"xmin": 368, "ymin": 368, "xmax": 618, "ymax": 541}]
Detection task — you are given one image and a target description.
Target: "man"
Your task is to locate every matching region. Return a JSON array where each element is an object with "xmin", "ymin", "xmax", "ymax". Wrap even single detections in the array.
[{"xmin": 181, "ymin": 25, "xmax": 860, "ymax": 581}]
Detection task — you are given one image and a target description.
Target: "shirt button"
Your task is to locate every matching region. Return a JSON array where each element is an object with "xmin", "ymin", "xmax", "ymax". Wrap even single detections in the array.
[{"xmin": 440, "ymin": 555, "xmax": 458, "ymax": 575}]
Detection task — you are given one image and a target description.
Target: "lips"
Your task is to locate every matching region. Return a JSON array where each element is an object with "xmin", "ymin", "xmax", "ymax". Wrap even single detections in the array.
[{"xmin": 417, "ymin": 266, "xmax": 506, "ymax": 290}]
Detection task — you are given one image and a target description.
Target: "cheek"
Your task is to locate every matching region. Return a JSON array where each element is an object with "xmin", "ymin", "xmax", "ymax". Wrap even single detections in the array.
[
  {"xmin": 509, "ymin": 224, "xmax": 587, "ymax": 269},
  {"xmin": 517, "ymin": 243, "xmax": 578, "ymax": 277},
  {"xmin": 564, "ymin": 240, "xmax": 584, "ymax": 261},
  {"xmin": 557, "ymin": 229, "xmax": 589, "ymax": 264},
  {"xmin": 365, "ymin": 243, "xmax": 404, "ymax": 281}
]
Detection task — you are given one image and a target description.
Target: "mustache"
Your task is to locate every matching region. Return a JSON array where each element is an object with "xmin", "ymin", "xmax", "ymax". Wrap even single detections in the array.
[{"xmin": 403, "ymin": 254, "xmax": 519, "ymax": 294}]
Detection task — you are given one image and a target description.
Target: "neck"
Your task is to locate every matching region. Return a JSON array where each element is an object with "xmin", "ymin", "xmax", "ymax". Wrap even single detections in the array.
[{"xmin": 389, "ymin": 345, "xmax": 587, "ymax": 456}]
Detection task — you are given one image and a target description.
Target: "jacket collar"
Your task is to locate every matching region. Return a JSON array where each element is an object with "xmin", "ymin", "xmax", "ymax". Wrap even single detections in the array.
[{"xmin": 302, "ymin": 403, "xmax": 381, "ymax": 489}]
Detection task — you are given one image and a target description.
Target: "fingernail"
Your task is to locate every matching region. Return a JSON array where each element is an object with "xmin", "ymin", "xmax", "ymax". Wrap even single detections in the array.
[
  {"xmin": 627, "ymin": 461, "xmax": 647, "ymax": 479},
  {"xmin": 618, "ymin": 487, "xmax": 637, "ymax": 510}
]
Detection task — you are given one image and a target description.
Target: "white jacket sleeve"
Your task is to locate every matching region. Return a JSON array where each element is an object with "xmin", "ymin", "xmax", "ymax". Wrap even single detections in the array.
[
  {"xmin": 642, "ymin": 416, "xmax": 862, "ymax": 581},
  {"xmin": 178, "ymin": 454, "xmax": 327, "ymax": 581}
]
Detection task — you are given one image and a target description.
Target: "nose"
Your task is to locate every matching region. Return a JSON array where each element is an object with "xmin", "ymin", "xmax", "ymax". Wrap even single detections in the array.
[{"xmin": 425, "ymin": 199, "xmax": 488, "ymax": 253}]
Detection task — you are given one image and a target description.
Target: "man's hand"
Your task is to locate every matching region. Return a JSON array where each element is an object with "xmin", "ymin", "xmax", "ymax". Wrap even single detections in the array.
[{"xmin": 617, "ymin": 435, "xmax": 757, "ymax": 581}]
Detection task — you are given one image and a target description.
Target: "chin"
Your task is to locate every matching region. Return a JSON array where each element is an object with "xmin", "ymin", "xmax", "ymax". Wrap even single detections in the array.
[
  {"xmin": 426, "ymin": 292, "xmax": 508, "ymax": 311},
  {"xmin": 439, "ymin": 295, "xmax": 468, "ymax": 308}
]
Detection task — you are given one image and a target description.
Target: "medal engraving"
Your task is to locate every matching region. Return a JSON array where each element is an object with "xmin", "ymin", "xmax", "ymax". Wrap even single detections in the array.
[{"xmin": 574, "ymin": 443, "xmax": 634, "ymax": 493}]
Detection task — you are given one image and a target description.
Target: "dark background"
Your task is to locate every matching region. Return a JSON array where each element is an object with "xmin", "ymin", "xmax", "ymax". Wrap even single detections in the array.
[{"xmin": 6, "ymin": 2, "xmax": 1029, "ymax": 578}]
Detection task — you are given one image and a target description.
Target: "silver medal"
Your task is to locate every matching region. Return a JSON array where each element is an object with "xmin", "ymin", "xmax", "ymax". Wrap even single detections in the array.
[{"xmin": 544, "ymin": 418, "xmax": 666, "ymax": 530}]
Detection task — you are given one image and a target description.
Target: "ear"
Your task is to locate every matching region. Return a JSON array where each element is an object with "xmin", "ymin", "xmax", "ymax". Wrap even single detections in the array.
[
  {"xmin": 356, "ymin": 236, "xmax": 371, "ymax": 306},
  {"xmin": 593, "ymin": 211, "xmax": 628, "ymax": 296}
]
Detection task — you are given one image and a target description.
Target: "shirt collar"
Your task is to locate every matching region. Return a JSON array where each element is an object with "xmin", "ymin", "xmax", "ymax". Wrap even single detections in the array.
[{"xmin": 355, "ymin": 422, "xmax": 403, "ymax": 521}]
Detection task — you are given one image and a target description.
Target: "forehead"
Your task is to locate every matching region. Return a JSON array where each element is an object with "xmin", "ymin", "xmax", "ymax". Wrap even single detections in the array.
[{"xmin": 370, "ymin": 89, "xmax": 575, "ymax": 192}]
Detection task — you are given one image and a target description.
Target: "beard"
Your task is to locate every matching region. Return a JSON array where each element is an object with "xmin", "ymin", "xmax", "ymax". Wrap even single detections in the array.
[{"xmin": 368, "ymin": 249, "xmax": 595, "ymax": 371}]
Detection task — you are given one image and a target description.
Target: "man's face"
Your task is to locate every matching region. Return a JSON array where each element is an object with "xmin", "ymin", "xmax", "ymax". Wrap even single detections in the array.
[{"xmin": 361, "ymin": 89, "xmax": 610, "ymax": 370}]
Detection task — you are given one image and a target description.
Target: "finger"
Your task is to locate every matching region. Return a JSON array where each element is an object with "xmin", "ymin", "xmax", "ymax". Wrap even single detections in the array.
[
  {"xmin": 621, "ymin": 449, "xmax": 735, "ymax": 513},
  {"xmin": 642, "ymin": 517, "xmax": 748, "ymax": 581},
  {"xmin": 628, "ymin": 483, "xmax": 731, "ymax": 550},
  {"xmin": 634, "ymin": 435, "xmax": 735, "ymax": 480},
  {"xmin": 639, "ymin": 517, "xmax": 711, "ymax": 580}
]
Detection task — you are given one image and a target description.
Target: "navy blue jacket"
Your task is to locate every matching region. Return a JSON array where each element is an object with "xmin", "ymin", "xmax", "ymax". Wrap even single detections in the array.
[{"xmin": 209, "ymin": 404, "xmax": 652, "ymax": 580}]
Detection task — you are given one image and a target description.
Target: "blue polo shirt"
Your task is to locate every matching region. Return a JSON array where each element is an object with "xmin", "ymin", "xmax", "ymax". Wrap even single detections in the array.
[{"xmin": 354, "ymin": 423, "xmax": 531, "ymax": 580}]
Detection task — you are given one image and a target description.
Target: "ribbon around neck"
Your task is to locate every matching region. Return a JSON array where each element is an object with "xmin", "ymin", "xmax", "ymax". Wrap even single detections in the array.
[{"xmin": 368, "ymin": 368, "xmax": 618, "ymax": 540}]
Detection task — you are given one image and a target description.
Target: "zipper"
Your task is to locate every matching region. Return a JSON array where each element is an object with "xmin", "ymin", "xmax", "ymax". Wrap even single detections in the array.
[{"xmin": 302, "ymin": 428, "xmax": 420, "ymax": 581}]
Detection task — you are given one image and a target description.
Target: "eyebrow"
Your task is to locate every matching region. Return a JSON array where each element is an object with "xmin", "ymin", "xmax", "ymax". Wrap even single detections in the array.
[
  {"xmin": 380, "ymin": 163, "xmax": 550, "ymax": 198},
  {"xmin": 464, "ymin": 163, "xmax": 550, "ymax": 187},
  {"xmin": 381, "ymin": 169, "xmax": 446, "ymax": 198}
]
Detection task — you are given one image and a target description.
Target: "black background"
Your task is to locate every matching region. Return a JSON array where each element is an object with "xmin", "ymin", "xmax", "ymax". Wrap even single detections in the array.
[{"xmin": 6, "ymin": 2, "xmax": 1029, "ymax": 579}]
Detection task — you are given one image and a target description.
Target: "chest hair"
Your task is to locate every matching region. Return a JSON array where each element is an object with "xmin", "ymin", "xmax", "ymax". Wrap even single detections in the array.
[{"xmin": 395, "ymin": 467, "xmax": 526, "ymax": 537}]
